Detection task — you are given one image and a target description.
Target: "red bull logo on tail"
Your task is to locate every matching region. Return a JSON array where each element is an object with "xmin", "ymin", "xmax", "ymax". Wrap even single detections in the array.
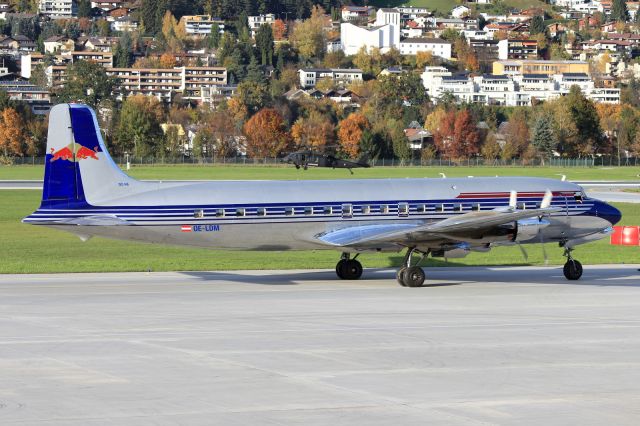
[{"xmin": 50, "ymin": 144, "xmax": 99, "ymax": 162}]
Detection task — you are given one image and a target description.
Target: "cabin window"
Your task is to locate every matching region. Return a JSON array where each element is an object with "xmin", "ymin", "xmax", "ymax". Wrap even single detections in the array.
[
  {"xmin": 381, "ymin": 205, "xmax": 389, "ymax": 214},
  {"xmin": 454, "ymin": 203, "xmax": 463, "ymax": 212},
  {"xmin": 472, "ymin": 203, "xmax": 481, "ymax": 211},
  {"xmin": 304, "ymin": 206, "xmax": 313, "ymax": 215},
  {"xmin": 193, "ymin": 209, "xmax": 204, "ymax": 218},
  {"xmin": 436, "ymin": 204, "xmax": 445, "ymax": 212},
  {"xmin": 257, "ymin": 207, "xmax": 266, "ymax": 216},
  {"xmin": 342, "ymin": 203, "xmax": 353, "ymax": 218},
  {"xmin": 398, "ymin": 202, "xmax": 409, "ymax": 217},
  {"xmin": 215, "ymin": 208, "xmax": 225, "ymax": 217},
  {"xmin": 323, "ymin": 206, "xmax": 333, "ymax": 215},
  {"xmin": 362, "ymin": 205, "xmax": 371, "ymax": 214},
  {"xmin": 416, "ymin": 204, "xmax": 426, "ymax": 213},
  {"xmin": 517, "ymin": 202, "xmax": 526, "ymax": 210},
  {"xmin": 235, "ymin": 208, "xmax": 245, "ymax": 217},
  {"xmin": 284, "ymin": 207, "xmax": 294, "ymax": 216}
]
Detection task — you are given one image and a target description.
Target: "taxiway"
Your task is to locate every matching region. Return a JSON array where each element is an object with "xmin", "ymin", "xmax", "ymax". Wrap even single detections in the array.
[{"xmin": 1, "ymin": 266, "xmax": 640, "ymax": 425}]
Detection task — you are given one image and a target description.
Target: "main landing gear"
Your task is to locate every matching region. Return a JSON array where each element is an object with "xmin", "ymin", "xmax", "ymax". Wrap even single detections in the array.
[
  {"xmin": 562, "ymin": 247, "xmax": 583, "ymax": 280},
  {"xmin": 335, "ymin": 253, "xmax": 363, "ymax": 280},
  {"xmin": 397, "ymin": 247, "xmax": 429, "ymax": 287}
]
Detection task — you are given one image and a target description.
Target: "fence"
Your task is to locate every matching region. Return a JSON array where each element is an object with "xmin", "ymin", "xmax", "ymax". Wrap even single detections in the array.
[{"xmin": 6, "ymin": 156, "xmax": 640, "ymax": 168}]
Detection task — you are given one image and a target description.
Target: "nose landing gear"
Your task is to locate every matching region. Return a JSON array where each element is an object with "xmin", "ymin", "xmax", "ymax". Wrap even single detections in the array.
[{"xmin": 562, "ymin": 247, "xmax": 583, "ymax": 280}]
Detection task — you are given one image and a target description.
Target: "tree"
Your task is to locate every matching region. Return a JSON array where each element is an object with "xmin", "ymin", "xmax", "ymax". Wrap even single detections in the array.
[
  {"xmin": 416, "ymin": 51, "xmax": 434, "ymax": 69},
  {"xmin": 337, "ymin": 112, "xmax": 370, "ymax": 158},
  {"xmin": 290, "ymin": 5, "xmax": 326, "ymax": 62},
  {"xmin": 530, "ymin": 15, "xmax": 546, "ymax": 35},
  {"xmin": 114, "ymin": 95, "xmax": 164, "ymax": 157},
  {"xmin": 235, "ymin": 81, "xmax": 271, "ymax": 115},
  {"xmin": 388, "ymin": 118, "xmax": 411, "ymax": 161},
  {"xmin": 290, "ymin": 111, "xmax": 335, "ymax": 150},
  {"xmin": 504, "ymin": 109, "xmax": 529, "ymax": 156},
  {"xmin": 78, "ymin": 0, "xmax": 92, "ymax": 18},
  {"xmin": 272, "ymin": 19, "xmax": 286, "ymax": 40},
  {"xmin": 481, "ymin": 132, "xmax": 501, "ymax": 163},
  {"xmin": 255, "ymin": 23, "xmax": 274, "ymax": 66},
  {"xmin": 565, "ymin": 85, "xmax": 604, "ymax": 155},
  {"xmin": 55, "ymin": 61, "xmax": 115, "ymax": 108},
  {"xmin": 159, "ymin": 52, "xmax": 177, "ymax": 68},
  {"xmin": 113, "ymin": 32, "xmax": 134, "ymax": 67},
  {"xmin": 611, "ymin": 0, "xmax": 629, "ymax": 23},
  {"xmin": 243, "ymin": 108, "xmax": 291, "ymax": 158},
  {"xmin": 0, "ymin": 108, "xmax": 26, "ymax": 157},
  {"xmin": 531, "ymin": 114, "xmax": 557, "ymax": 165},
  {"xmin": 452, "ymin": 109, "xmax": 480, "ymax": 159}
]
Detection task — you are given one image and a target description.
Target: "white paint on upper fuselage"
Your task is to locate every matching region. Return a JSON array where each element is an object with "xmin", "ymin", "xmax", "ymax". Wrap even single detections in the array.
[{"xmin": 96, "ymin": 177, "xmax": 583, "ymax": 207}]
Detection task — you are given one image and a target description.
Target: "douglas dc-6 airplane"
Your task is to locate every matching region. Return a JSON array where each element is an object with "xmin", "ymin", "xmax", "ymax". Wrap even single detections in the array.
[{"xmin": 23, "ymin": 104, "xmax": 622, "ymax": 287}]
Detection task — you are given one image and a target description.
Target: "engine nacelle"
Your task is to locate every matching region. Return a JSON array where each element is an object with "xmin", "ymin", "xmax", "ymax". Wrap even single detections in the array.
[
  {"xmin": 513, "ymin": 218, "xmax": 550, "ymax": 242},
  {"xmin": 432, "ymin": 243, "xmax": 471, "ymax": 259}
]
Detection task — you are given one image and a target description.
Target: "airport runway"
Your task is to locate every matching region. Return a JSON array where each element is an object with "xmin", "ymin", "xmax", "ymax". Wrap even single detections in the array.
[{"xmin": 1, "ymin": 266, "xmax": 640, "ymax": 425}]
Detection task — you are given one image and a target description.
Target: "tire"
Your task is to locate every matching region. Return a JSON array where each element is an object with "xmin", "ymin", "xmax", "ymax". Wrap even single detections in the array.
[
  {"xmin": 342, "ymin": 259, "xmax": 363, "ymax": 280},
  {"xmin": 396, "ymin": 267, "xmax": 407, "ymax": 286},
  {"xmin": 563, "ymin": 260, "xmax": 583, "ymax": 280},
  {"xmin": 404, "ymin": 266, "xmax": 426, "ymax": 287},
  {"xmin": 336, "ymin": 259, "xmax": 346, "ymax": 279}
]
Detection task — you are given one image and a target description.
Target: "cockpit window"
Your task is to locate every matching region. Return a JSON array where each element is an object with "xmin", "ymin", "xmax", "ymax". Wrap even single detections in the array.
[{"xmin": 574, "ymin": 192, "xmax": 583, "ymax": 203}]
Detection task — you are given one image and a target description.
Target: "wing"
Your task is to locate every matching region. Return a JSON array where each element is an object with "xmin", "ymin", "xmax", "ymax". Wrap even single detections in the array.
[{"xmin": 315, "ymin": 206, "xmax": 561, "ymax": 249}]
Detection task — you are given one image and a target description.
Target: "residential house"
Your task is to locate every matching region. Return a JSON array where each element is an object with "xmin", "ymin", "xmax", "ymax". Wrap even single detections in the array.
[
  {"xmin": 180, "ymin": 15, "xmax": 225, "ymax": 37},
  {"xmin": 111, "ymin": 16, "xmax": 139, "ymax": 32},
  {"xmin": 341, "ymin": 5, "xmax": 374, "ymax": 21},
  {"xmin": 497, "ymin": 39, "xmax": 538, "ymax": 60},
  {"xmin": 39, "ymin": 0, "xmax": 76, "ymax": 18},
  {"xmin": 398, "ymin": 38, "xmax": 452, "ymax": 59},
  {"xmin": 43, "ymin": 36, "xmax": 74, "ymax": 53},
  {"xmin": 298, "ymin": 68, "xmax": 363, "ymax": 88}
]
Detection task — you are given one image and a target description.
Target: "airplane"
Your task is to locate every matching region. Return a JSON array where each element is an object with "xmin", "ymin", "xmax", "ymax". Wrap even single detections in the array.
[
  {"xmin": 23, "ymin": 103, "xmax": 622, "ymax": 287},
  {"xmin": 282, "ymin": 149, "xmax": 370, "ymax": 172}
]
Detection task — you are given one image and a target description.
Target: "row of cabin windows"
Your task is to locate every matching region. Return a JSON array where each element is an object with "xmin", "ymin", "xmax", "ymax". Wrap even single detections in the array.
[
  {"xmin": 191, "ymin": 202, "xmax": 516, "ymax": 219},
  {"xmin": 190, "ymin": 196, "xmax": 577, "ymax": 219}
]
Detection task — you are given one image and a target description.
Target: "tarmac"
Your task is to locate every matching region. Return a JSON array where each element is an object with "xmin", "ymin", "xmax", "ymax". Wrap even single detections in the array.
[{"xmin": 1, "ymin": 266, "xmax": 640, "ymax": 425}]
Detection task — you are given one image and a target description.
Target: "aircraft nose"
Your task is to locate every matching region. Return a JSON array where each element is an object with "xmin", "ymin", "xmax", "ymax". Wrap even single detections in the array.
[{"xmin": 596, "ymin": 200, "xmax": 622, "ymax": 226}]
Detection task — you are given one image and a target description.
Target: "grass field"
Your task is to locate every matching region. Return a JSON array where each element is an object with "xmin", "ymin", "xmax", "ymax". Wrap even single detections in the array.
[
  {"xmin": 1, "ymin": 190, "xmax": 638, "ymax": 274},
  {"xmin": 2, "ymin": 164, "xmax": 640, "ymax": 181}
]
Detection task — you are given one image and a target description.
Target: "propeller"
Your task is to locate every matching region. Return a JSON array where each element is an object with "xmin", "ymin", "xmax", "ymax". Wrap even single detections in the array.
[{"xmin": 538, "ymin": 189, "xmax": 552, "ymax": 265}]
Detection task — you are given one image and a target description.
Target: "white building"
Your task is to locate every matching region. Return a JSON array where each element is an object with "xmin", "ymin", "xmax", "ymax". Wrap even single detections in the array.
[
  {"xmin": 248, "ymin": 14, "xmax": 275, "ymax": 36},
  {"xmin": 462, "ymin": 30, "xmax": 494, "ymax": 40},
  {"xmin": 341, "ymin": 5, "xmax": 374, "ymax": 21},
  {"xmin": 180, "ymin": 15, "xmax": 225, "ymax": 37},
  {"xmin": 375, "ymin": 8, "xmax": 401, "ymax": 27},
  {"xmin": 421, "ymin": 66, "xmax": 619, "ymax": 105},
  {"xmin": 340, "ymin": 22, "xmax": 400, "ymax": 55},
  {"xmin": 451, "ymin": 5, "xmax": 470, "ymax": 18},
  {"xmin": 39, "ymin": 0, "xmax": 76, "ymax": 18},
  {"xmin": 110, "ymin": 16, "xmax": 138, "ymax": 32},
  {"xmin": 398, "ymin": 38, "xmax": 452, "ymax": 59},
  {"xmin": 298, "ymin": 68, "xmax": 363, "ymax": 88}
]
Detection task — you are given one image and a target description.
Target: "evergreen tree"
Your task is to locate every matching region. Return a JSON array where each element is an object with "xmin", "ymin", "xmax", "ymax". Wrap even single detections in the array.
[
  {"xmin": 611, "ymin": 0, "xmax": 629, "ymax": 22},
  {"xmin": 530, "ymin": 15, "xmax": 545, "ymax": 35},
  {"xmin": 246, "ymin": 55, "xmax": 265, "ymax": 83},
  {"xmin": 255, "ymin": 23, "xmax": 274, "ymax": 66},
  {"xmin": 206, "ymin": 27, "xmax": 220, "ymax": 48},
  {"xmin": 78, "ymin": 0, "xmax": 92, "ymax": 18},
  {"xmin": 531, "ymin": 114, "xmax": 557, "ymax": 164},
  {"xmin": 113, "ymin": 32, "xmax": 134, "ymax": 67}
]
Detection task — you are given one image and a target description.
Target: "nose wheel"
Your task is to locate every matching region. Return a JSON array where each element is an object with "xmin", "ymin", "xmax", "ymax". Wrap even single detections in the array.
[
  {"xmin": 562, "ymin": 247, "xmax": 583, "ymax": 280},
  {"xmin": 336, "ymin": 253, "xmax": 363, "ymax": 280}
]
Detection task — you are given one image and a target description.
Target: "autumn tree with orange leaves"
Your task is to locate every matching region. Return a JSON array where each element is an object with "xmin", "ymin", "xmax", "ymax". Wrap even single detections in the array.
[
  {"xmin": 434, "ymin": 109, "xmax": 480, "ymax": 159},
  {"xmin": 337, "ymin": 113, "xmax": 370, "ymax": 158},
  {"xmin": 291, "ymin": 111, "xmax": 335, "ymax": 150},
  {"xmin": 243, "ymin": 108, "xmax": 291, "ymax": 158},
  {"xmin": 0, "ymin": 108, "xmax": 26, "ymax": 157}
]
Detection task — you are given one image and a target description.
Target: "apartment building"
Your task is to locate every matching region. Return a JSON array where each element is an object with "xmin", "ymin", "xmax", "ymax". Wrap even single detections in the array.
[
  {"xmin": 180, "ymin": 15, "xmax": 225, "ymax": 37},
  {"xmin": 497, "ymin": 39, "xmax": 538, "ymax": 60},
  {"xmin": 493, "ymin": 59, "xmax": 590, "ymax": 76},
  {"xmin": 0, "ymin": 80, "xmax": 51, "ymax": 114},
  {"xmin": 341, "ymin": 5, "xmax": 375, "ymax": 21},
  {"xmin": 46, "ymin": 65, "xmax": 227, "ymax": 102},
  {"xmin": 298, "ymin": 68, "xmax": 363, "ymax": 88},
  {"xmin": 39, "ymin": 0, "xmax": 76, "ymax": 18},
  {"xmin": 422, "ymin": 66, "xmax": 619, "ymax": 105},
  {"xmin": 21, "ymin": 52, "xmax": 113, "ymax": 78},
  {"xmin": 247, "ymin": 14, "xmax": 275, "ymax": 36}
]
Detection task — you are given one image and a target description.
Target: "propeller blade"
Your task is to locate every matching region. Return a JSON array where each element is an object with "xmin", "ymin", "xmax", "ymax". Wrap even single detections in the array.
[
  {"xmin": 517, "ymin": 243, "xmax": 529, "ymax": 261},
  {"xmin": 539, "ymin": 229, "xmax": 549, "ymax": 266},
  {"xmin": 509, "ymin": 191, "xmax": 517, "ymax": 209},
  {"xmin": 540, "ymin": 189, "xmax": 553, "ymax": 209}
]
